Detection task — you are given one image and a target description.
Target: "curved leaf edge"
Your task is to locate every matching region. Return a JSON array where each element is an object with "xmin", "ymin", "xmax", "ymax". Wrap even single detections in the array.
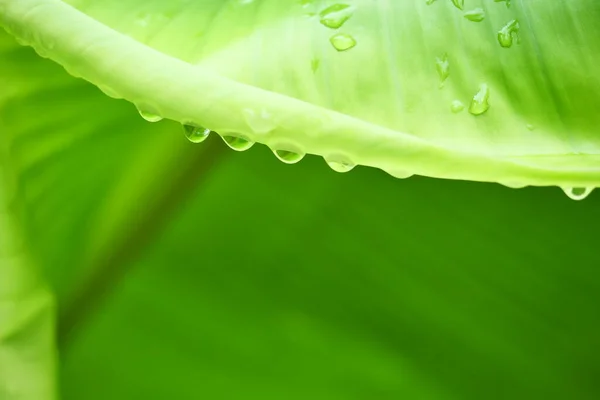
[{"xmin": 1, "ymin": 0, "xmax": 599, "ymax": 190}]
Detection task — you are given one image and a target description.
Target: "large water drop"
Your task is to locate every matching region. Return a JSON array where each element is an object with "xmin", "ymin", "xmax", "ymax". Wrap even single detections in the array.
[
  {"xmin": 330, "ymin": 33, "xmax": 357, "ymax": 51},
  {"xmin": 469, "ymin": 84, "xmax": 490, "ymax": 116},
  {"xmin": 325, "ymin": 157, "xmax": 355, "ymax": 173},
  {"xmin": 498, "ymin": 20, "xmax": 520, "ymax": 48},
  {"xmin": 451, "ymin": 100, "xmax": 465, "ymax": 113},
  {"xmin": 464, "ymin": 8, "xmax": 485, "ymax": 22},
  {"xmin": 138, "ymin": 109, "xmax": 163, "ymax": 122},
  {"xmin": 319, "ymin": 4, "xmax": 354, "ymax": 29},
  {"xmin": 183, "ymin": 124, "xmax": 211, "ymax": 144},
  {"xmin": 221, "ymin": 135, "xmax": 255, "ymax": 151},
  {"xmin": 273, "ymin": 149, "xmax": 306, "ymax": 164},
  {"xmin": 562, "ymin": 187, "xmax": 595, "ymax": 201}
]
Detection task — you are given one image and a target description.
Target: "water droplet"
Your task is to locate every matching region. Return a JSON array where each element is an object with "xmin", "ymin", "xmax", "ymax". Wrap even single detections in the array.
[
  {"xmin": 498, "ymin": 19, "xmax": 520, "ymax": 48},
  {"xmin": 325, "ymin": 157, "xmax": 355, "ymax": 173},
  {"xmin": 450, "ymin": 100, "xmax": 465, "ymax": 113},
  {"xmin": 33, "ymin": 46, "xmax": 50, "ymax": 58},
  {"xmin": 330, "ymin": 33, "xmax": 357, "ymax": 52},
  {"xmin": 526, "ymin": 124, "xmax": 535, "ymax": 131},
  {"xmin": 243, "ymin": 108, "xmax": 276, "ymax": 135},
  {"xmin": 183, "ymin": 124, "xmax": 211, "ymax": 144},
  {"xmin": 426, "ymin": 0, "xmax": 437, "ymax": 5},
  {"xmin": 221, "ymin": 135, "xmax": 255, "ymax": 151},
  {"xmin": 494, "ymin": 0, "xmax": 511, "ymax": 8},
  {"xmin": 387, "ymin": 170, "xmax": 413, "ymax": 179},
  {"xmin": 500, "ymin": 181, "xmax": 527, "ymax": 189},
  {"xmin": 435, "ymin": 53, "xmax": 450, "ymax": 88},
  {"xmin": 273, "ymin": 149, "xmax": 306, "ymax": 164},
  {"xmin": 469, "ymin": 84, "xmax": 490, "ymax": 116},
  {"xmin": 562, "ymin": 187, "xmax": 595, "ymax": 201},
  {"xmin": 319, "ymin": 4, "xmax": 354, "ymax": 29},
  {"xmin": 451, "ymin": 0, "xmax": 464, "ymax": 11},
  {"xmin": 138, "ymin": 109, "xmax": 163, "ymax": 122},
  {"xmin": 311, "ymin": 58, "xmax": 320, "ymax": 73},
  {"xmin": 464, "ymin": 8, "xmax": 485, "ymax": 22}
]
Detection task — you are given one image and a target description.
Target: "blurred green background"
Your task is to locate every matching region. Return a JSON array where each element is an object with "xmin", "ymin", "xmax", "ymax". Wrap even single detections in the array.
[{"xmin": 2, "ymin": 29, "xmax": 600, "ymax": 400}]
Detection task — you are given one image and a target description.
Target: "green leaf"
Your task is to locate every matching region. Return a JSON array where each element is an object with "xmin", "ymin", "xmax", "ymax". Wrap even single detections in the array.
[
  {"xmin": 2, "ymin": 2, "xmax": 600, "ymax": 400},
  {"xmin": 1, "ymin": 0, "xmax": 599, "ymax": 188}
]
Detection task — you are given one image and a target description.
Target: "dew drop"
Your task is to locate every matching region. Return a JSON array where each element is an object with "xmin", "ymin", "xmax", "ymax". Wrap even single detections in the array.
[
  {"xmin": 221, "ymin": 135, "xmax": 255, "ymax": 151},
  {"xmin": 451, "ymin": 0, "xmax": 464, "ymax": 11},
  {"xmin": 426, "ymin": 0, "xmax": 437, "ymax": 5},
  {"xmin": 435, "ymin": 53, "xmax": 450, "ymax": 88},
  {"xmin": 450, "ymin": 100, "xmax": 465, "ymax": 113},
  {"xmin": 138, "ymin": 109, "xmax": 163, "ymax": 122},
  {"xmin": 311, "ymin": 58, "xmax": 321, "ymax": 73},
  {"xmin": 273, "ymin": 149, "xmax": 306, "ymax": 164},
  {"xmin": 498, "ymin": 19, "xmax": 520, "ymax": 48},
  {"xmin": 500, "ymin": 181, "xmax": 527, "ymax": 189},
  {"xmin": 325, "ymin": 157, "xmax": 355, "ymax": 173},
  {"xmin": 183, "ymin": 124, "xmax": 211, "ymax": 144},
  {"xmin": 319, "ymin": 4, "xmax": 354, "ymax": 29},
  {"xmin": 526, "ymin": 124, "xmax": 535, "ymax": 131},
  {"xmin": 464, "ymin": 8, "xmax": 485, "ymax": 22},
  {"xmin": 33, "ymin": 46, "xmax": 50, "ymax": 59},
  {"xmin": 387, "ymin": 170, "xmax": 414, "ymax": 179},
  {"xmin": 330, "ymin": 33, "xmax": 357, "ymax": 52},
  {"xmin": 243, "ymin": 108, "xmax": 276, "ymax": 134},
  {"xmin": 494, "ymin": 0, "xmax": 511, "ymax": 8},
  {"xmin": 562, "ymin": 187, "xmax": 595, "ymax": 201},
  {"xmin": 469, "ymin": 84, "xmax": 491, "ymax": 116}
]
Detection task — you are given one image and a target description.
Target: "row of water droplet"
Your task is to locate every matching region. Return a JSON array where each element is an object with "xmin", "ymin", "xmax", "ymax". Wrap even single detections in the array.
[
  {"xmin": 139, "ymin": 110, "xmax": 356, "ymax": 173},
  {"xmin": 139, "ymin": 109, "xmax": 596, "ymax": 200}
]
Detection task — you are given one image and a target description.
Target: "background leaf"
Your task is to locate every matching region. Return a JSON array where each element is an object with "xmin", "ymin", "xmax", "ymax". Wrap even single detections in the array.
[{"xmin": 0, "ymin": 41, "xmax": 56, "ymax": 398}]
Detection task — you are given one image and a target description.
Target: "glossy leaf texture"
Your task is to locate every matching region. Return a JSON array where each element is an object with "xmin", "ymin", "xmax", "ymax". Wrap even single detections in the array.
[
  {"xmin": 2, "ymin": 23, "xmax": 600, "ymax": 400},
  {"xmin": 1, "ymin": 0, "xmax": 599, "ymax": 188}
]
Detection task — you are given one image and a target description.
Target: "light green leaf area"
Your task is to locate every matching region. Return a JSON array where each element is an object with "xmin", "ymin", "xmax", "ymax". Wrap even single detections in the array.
[
  {"xmin": 1, "ymin": 0, "xmax": 599, "ymax": 188},
  {"xmin": 2, "ymin": 2, "xmax": 600, "ymax": 400}
]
